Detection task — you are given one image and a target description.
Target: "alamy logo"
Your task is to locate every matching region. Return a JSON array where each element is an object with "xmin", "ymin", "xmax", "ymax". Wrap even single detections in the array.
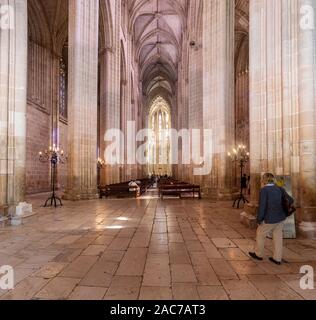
[
  {"xmin": 0, "ymin": 5, "xmax": 14, "ymax": 30},
  {"xmin": 0, "ymin": 265, "xmax": 14, "ymax": 290},
  {"xmin": 300, "ymin": 265, "xmax": 315, "ymax": 290},
  {"xmin": 300, "ymin": 5, "xmax": 315, "ymax": 30},
  {"xmin": 104, "ymin": 122, "xmax": 214, "ymax": 176}
]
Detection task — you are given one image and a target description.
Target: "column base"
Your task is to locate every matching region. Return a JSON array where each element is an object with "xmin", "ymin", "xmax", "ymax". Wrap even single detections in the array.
[
  {"xmin": 299, "ymin": 207, "xmax": 316, "ymax": 222},
  {"xmin": 0, "ymin": 205, "xmax": 9, "ymax": 227},
  {"xmin": 8, "ymin": 202, "xmax": 36, "ymax": 226},
  {"xmin": 298, "ymin": 222, "xmax": 316, "ymax": 239},
  {"xmin": 63, "ymin": 189, "xmax": 99, "ymax": 201},
  {"xmin": 297, "ymin": 206, "xmax": 316, "ymax": 239}
]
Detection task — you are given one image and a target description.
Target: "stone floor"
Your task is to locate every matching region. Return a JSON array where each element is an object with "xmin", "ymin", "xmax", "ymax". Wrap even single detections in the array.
[{"xmin": 0, "ymin": 193, "xmax": 316, "ymax": 300}]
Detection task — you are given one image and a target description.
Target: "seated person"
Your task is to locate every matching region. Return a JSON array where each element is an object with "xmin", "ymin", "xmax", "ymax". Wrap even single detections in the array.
[{"xmin": 128, "ymin": 180, "xmax": 140, "ymax": 196}]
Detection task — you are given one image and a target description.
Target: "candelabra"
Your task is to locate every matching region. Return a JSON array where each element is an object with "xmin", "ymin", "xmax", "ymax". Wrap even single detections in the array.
[
  {"xmin": 97, "ymin": 157, "xmax": 105, "ymax": 186},
  {"xmin": 39, "ymin": 144, "xmax": 67, "ymax": 208},
  {"xmin": 228, "ymin": 145, "xmax": 250, "ymax": 209}
]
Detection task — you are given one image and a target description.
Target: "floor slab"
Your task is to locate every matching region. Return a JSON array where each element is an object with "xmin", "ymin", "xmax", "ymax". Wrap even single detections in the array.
[{"xmin": 0, "ymin": 195, "xmax": 314, "ymax": 300}]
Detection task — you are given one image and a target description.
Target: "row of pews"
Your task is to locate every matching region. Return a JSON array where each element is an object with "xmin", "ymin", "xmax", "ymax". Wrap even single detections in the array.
[
  {"xmin": 98, "ymin": 179, "xmax": 153, "ymax": 199},
  {"xmin": 158, "ymin": 178, "xmax": 202, "ymax": 200}
]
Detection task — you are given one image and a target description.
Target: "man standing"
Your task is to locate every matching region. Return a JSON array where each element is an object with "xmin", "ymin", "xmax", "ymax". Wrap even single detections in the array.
[
  {"xmin": 241, "ymin": 174, "xmax": 248, "ymax": 195},
  {"xmin": 249, "ymin": 173, "xmax": 293, "ymax": 265}
]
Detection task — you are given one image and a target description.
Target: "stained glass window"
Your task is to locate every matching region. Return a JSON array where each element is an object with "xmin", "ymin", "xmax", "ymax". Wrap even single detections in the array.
[
  {"xmin": 59, "ymin": 58, "xmax": 67, "ymax": 119},
  {"xmin": 148, "ymin": 96, "xmax": 172, "ymax": 176}
]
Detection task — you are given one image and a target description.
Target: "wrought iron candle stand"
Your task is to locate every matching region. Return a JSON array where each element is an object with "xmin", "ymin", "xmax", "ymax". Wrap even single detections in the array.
[
  {"xmin": 39, "ymin": 145, "xmax": 67, "ymax": 208},
  {"xmin": 228, "ymin": 145, "xmax": 250, "ymax": 209}
]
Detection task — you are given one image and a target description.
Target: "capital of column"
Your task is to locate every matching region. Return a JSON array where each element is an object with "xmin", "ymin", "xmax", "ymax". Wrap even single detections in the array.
[{"xmin": 99, "ymin": 46, "xmax": 114, "ymax": 57}]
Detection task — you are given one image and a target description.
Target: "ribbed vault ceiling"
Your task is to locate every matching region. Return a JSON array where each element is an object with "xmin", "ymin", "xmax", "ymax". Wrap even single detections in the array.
[
  {"xmin": 129, "ymin": 0, "xmax": 188, "ymax": 98},
  {"xmin": 235, "ymin": 0, "xmax": 249, "ymax": 55},
  {"xmin": 235, "ymin": 0, "xmax": 249, "ymax": 72},
  {"xmin": 28, "ymin": 0, "xmax": 68, "ymax": 53}
]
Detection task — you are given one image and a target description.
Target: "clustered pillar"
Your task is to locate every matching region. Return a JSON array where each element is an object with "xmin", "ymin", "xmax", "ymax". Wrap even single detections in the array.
[
  {"xmin": 99, "ymin": 0, "xmax": 121, "ymax": 186},
  {"xmin": 202, "ymin": 0, "xmax": 235, "ymax": 199},
  {"xmin": 298, "ymin": 0, "xmax": 316, "ymax": 236},
  {"xmin": 64, "ymin": 0, "xmax": 100, "ymax": 200},
  {"xmin": 0, "ymin": 0, "xmax": 28, "ymax": 212},
  {"xmin": 249, "ymin": 0, "xmax": 316, "ymax": 237}
]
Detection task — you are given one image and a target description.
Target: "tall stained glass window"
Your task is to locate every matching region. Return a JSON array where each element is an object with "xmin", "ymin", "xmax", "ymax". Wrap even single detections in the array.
[{"xmin": 59, "ymin": 58, "xmax": 67, "ymax": 120}]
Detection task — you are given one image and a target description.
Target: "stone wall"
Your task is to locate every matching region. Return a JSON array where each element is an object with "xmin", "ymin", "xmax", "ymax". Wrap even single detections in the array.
[
  {"xmin": 25, "ymin": 104, "xmax": 51, "ymax": 194},
  {"xmin": 25, "ymin": 41, "xmax": 53, "ymax": 194}
]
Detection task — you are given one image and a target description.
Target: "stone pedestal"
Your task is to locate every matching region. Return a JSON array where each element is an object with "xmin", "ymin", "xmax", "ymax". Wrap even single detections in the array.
[{"xmin": 10, "ymin": 202, "xmax": 35, "ymax": 226}]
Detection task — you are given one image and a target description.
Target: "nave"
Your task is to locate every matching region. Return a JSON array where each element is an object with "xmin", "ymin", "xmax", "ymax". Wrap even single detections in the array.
[{"xmin": 1, "ymin": 194, "xmax": 315, "ymax": 300}]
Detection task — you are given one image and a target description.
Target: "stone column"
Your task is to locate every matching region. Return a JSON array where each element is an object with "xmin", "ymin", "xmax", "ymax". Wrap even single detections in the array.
[
  {"xmin": 202, "ymin": 0, "xmax": 235, "ymax": 199},
  {"xmin": 100, "ymin": 0, "xmax": 121, "ymax": 186},
  {"xmin": 99, "ymin": 50, "xmax": 107, "ymax": 186},
  {"xmin": 99, "ymin": 47, "xmax": 121, "ymax": 186},
  {"xmin": 0, "ymin": 0, "xmax": 28, "ymax": 213},
  {"xmin": 298, "ymin": 0, "xmax": 316, "ymax": 237},
  {"xmin": 249, "ymin": 0, "xmax": 316, "ymax": 237},
  {"xmin": 249, "ymin": 0, "xmax": 300, "ymax": 201},
  {"xmin": 64, "ymin": 0, "xmax": 99, "ymax": 200}
]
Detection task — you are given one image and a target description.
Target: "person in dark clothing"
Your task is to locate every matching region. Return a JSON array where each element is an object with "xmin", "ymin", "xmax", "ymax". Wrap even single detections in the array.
[
  {"xmin": 247, "ymin": 175, "xmax": 251, "ymax": 195},
  {"xmin": 241, "ymin": 174, "xmax": 248, "ymax": 195},
  {"xmin": 249, "ymin": 173, "xmax": 293, "ymax": 265}
]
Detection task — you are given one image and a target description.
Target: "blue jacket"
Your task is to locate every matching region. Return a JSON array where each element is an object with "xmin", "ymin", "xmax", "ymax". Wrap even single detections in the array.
[{"xmin": 257, "ymin": 185, "xmax": 288, "ymax": 224}]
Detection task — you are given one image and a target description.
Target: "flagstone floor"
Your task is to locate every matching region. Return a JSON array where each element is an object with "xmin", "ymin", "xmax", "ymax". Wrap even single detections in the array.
[{"xmin": 1, "ymin": 193, "xmax": 316, "ymax": 300}]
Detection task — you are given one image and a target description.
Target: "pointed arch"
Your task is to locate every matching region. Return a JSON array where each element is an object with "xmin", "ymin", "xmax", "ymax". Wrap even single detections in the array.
[{"xmin": 99, "ymin": 0, "xmax": 114, "ymax": 51}]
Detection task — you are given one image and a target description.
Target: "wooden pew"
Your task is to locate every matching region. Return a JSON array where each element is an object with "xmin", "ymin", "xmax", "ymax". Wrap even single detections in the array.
[
  {"xmin": 98, "ymin": 178, "xmax": 153, "ymax": 199},
  {"xmin": 160, "ymin": 184, "xmax": 201, "ymax": 200},
  {"xmin": 98, "ymin": 183, "xmax": 138, "ymax": 199}
]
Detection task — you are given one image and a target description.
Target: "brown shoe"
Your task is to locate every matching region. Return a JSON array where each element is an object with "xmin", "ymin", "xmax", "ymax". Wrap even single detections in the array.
[{"xmin": 249, "ymin": 252, "xmax": 263, "ymax": 261}]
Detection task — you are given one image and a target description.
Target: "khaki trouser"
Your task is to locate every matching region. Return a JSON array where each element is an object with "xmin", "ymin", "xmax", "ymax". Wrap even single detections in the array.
[{"xmin": 255, "ymin": 221, "xmax": 284, "ymax": 262}]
